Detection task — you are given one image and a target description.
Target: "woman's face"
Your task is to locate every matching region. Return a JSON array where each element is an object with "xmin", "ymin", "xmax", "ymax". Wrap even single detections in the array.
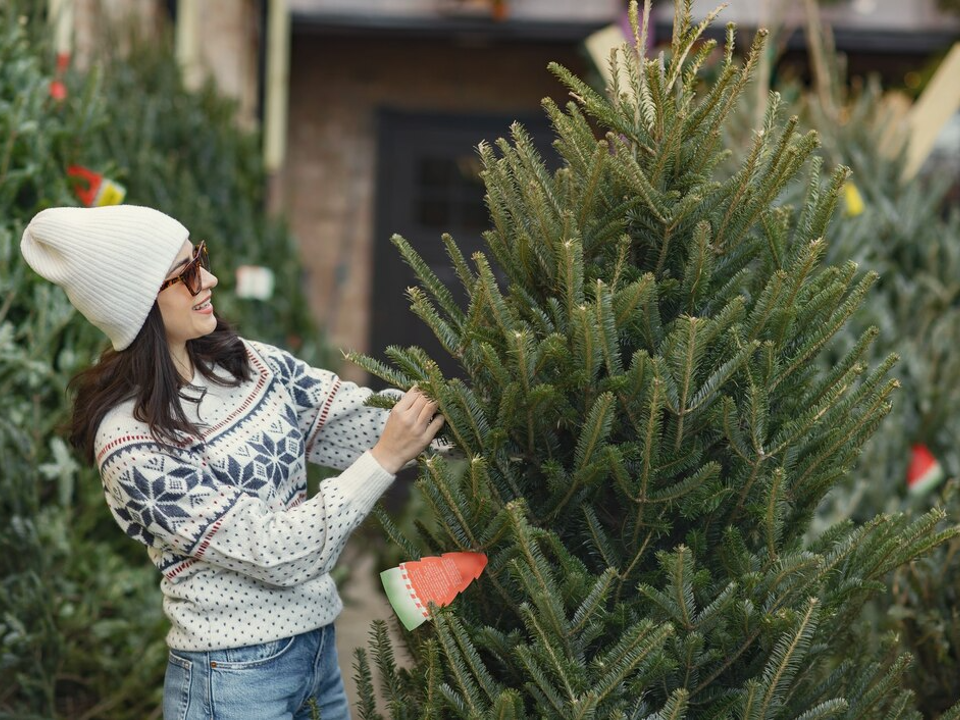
[{"xmin": 157, "ymin": 239, "xmax": 219, "ymax": 349}]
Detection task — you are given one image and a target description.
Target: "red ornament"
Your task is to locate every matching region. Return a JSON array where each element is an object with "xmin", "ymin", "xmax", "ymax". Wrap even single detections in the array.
[
  {"xmin": 49, "ymin": 52, "xmax": 70, "ymax": 101},
  {"xmin": 49, "ymin": 80, "xmax": 67, "ymax": 101}
]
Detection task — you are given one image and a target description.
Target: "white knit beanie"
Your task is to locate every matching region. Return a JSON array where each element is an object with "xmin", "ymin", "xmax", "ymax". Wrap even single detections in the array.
[{"xmin": 20, "ymin": 205, "xmax": 189, "ymax": 351}]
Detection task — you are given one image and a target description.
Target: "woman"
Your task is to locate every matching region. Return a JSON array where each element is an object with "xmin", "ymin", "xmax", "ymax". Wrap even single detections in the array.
[{"xmin": 21, "ymin": 205, "xmax": 444, "ymax": 720}]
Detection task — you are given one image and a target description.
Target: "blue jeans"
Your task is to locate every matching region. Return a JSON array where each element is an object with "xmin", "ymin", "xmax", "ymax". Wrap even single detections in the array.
[{"xmin": 163, "ymin": 624, "xmax": 350, "ymax": 720}]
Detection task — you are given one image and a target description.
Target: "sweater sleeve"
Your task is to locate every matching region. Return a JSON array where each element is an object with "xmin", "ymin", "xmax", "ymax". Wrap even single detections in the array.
[
  {"xmin": 98, "ymin": 442, "xmax": 394, "ymax": 588},
  {"xmin": 249, "ymin": 340, "xmax": 393, "ymax": 470}
]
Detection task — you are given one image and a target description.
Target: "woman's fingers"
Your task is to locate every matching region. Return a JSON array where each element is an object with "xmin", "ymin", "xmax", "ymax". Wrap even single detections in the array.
[
  {"xmin": 427, "ymin": 413, "xmax": 445, "ymax": 435},
  {"xmin": 372, "ymin": 388, "xmax": 446, "ymax": 473},
  {"xmin": 400, "ymin": 388, "xmax": 440, "ymax": 430},
  {"xmin": 394, "ymin": 385, "xmax": 420, "ymax": 411},
  {"xmin": 416, "ymin": 400, "xmax": 440, "ymax": 427}
]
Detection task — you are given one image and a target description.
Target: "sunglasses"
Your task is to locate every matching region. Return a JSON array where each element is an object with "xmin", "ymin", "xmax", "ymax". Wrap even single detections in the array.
[{"xmin": 159, "ymin": 241, "xmax": 210, "ymax": 296}]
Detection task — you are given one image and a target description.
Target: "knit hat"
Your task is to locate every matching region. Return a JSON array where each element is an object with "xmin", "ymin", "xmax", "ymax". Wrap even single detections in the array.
[{"xmin": 20, "ymin": 205, "xmax": 189, "ymax": 351}]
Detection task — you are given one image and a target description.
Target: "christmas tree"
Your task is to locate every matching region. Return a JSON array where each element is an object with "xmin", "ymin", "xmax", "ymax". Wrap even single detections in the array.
[{"xmin": 349, "ymin": 2, "xmax": 960, "ymax": 718}]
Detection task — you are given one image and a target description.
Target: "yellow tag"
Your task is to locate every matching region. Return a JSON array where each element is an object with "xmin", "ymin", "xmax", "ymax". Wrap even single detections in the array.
[
  {"xmin": 844, "ymin": 182, "xmax": 865, "ymax": 217},
  {"xmin": 94, "ymin": 179, "xmax": 127, "ymax": 206}
]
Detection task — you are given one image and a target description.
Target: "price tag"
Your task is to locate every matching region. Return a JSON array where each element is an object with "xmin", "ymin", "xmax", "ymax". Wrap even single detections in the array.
[{"xmin": 236, "ymin": 265, "xmax": 275, "ymax": 300}]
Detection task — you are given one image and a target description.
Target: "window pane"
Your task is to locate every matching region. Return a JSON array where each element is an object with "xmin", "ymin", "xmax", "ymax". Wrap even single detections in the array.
[
  {"xmin": 419, "ymin": 157, "xmax": 454, "ymax": 187},
  {"xmin": 417, "ymin": 198, "xmax": 451, "ymax": 228}
]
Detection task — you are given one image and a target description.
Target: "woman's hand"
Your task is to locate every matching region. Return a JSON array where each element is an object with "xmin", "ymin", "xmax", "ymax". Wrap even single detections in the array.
[{"xmin": 370, "ymin": 387, "xmax": 445, "ymax": 474}]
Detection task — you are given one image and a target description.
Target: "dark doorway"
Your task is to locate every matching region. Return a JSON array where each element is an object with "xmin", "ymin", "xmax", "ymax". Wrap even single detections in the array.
[{"xmin": 370, "ymin": 109, "xmax": 557, "ymax": 386}]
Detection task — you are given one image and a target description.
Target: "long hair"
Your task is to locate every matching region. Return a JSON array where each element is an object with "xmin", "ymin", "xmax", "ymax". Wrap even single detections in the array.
[{"xmin": 69, "ymin": 303, "xmax": 252, "ymax": 464}]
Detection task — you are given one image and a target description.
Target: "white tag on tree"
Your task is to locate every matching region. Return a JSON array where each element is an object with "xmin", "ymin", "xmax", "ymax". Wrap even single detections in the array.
[{"xmin": 236, "ymin": 265, "xmax": 275, "ymax": 300}]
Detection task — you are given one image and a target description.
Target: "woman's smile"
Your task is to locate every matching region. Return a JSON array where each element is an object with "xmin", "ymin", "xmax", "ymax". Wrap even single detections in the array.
[{"xmin": 192, "ymin": 296, "xmax": 214, "ymax": 314}]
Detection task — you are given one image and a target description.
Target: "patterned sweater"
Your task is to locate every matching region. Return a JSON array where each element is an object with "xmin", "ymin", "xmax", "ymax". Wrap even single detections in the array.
[{"xmin": 95, "ymin": 339, "xmax": 395, "ymax": 651}]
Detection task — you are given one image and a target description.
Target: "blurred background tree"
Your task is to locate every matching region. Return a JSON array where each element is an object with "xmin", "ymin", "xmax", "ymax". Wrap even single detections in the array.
[
  {"xmin": 797, "ymin": 29, "xmax": 960, "ymax": 715},
  {"xmin": 0, "ymin": 3, "xmax": 328, "ymax": 717},
  {"xmin": 716, "ymin": 3, "xmax": 960, "ymax": 712}
]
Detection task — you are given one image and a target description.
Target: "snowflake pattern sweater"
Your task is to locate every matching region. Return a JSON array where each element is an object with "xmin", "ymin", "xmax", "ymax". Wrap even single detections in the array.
[{"xmin": 94, "ymin": 339, "xmax": 395, "ymax": 651}]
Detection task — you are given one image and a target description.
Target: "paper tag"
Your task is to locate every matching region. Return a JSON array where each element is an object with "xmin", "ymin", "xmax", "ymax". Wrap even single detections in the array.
[
  {"xmin": 381, "ymin": 552, "xmax": 487, "ymax": 630},
  {"xmin": 94, "ymin": 179, "xmax": 126, "ymax": 206},
  {"xmin": 844, "ymin": 182, "xmax": 865, "ymax": 217},
  {"xmin": 67, "ymin": 166, "xmax": 125, "ymax": 207},
  {"xmin": 236, "ymin": 265, "xmax": 275, "ymax": 300},
  {"xmin": 907, "ymin": 443, "xmax": 945, "ymax": 496}
]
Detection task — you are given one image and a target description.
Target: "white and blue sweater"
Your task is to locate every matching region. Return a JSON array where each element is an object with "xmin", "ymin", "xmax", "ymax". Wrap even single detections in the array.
[{"xmin": 95, "ymin": 339, "xmax": 395, "ymax": 651}]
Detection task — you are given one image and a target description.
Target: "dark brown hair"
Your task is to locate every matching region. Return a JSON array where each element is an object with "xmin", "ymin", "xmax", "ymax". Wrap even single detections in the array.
[{"xmin": 69, "ymin": 303, "xmax": 252, "ymax": 464}]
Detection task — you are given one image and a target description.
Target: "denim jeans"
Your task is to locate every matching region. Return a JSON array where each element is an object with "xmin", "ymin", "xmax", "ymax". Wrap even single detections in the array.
[{"xmin": 163, "ymin": 624, "xmax": 350, "ymax": 720}]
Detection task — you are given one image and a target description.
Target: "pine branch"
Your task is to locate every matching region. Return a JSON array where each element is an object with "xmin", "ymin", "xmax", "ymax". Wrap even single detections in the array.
[
  {"xmin": 758, "ymin": 597, "xmax": 820, "ymax": 717},
  {"xmin": 419, "ymin": 456, "xmax": 477, "ymax": 550},
  {"xmin": 392, "ymin": 234, "xmax": 466, "ymax": 329},
  {"xmin": 609, "ymin": 134, "xmax": 670, "ymax": 225},
  {"xmin": 373, "ymin": 505, "xmax": 422, "ymax": 561},
  {"xmin": 771, "ymin": 271, "xmax": 879, "ymax": 391},
  {"xmin": 648, "ymin": 460, "xmax": 720, "ymax": 505},
  {"xmin": 569, "ymin": 567, "xmax": 618, "ymax": 635},
  {"xmin": 439, "ymin": 612, "xmax": 504, "ymax": 705},
  {"xmin": 574, "ymin": 392, "xmax": 616, "ymax": 471},
  {"xmin": 514, "ymin": 643, "xmax": 571, "ymax": 716},
  {"xmin": 593, "ymin": 620, "xmax": 674, "ymax": 705},
  {"xmin": 643, "ymin": 688, "xmax": 689, "ymax": 720},
  {"xmin": 490, "ymin": 690, "xmax": 524, "ymax": 720},
  {"xmin": 383, "ymin": 345, "xmax": 434, "ymax": 384},
  {"xmin": 577, "ymin": 142, "xmax": 609, "ymax": 243},
  {"xmin": 343, "ymin": 351, "xmax": 414, "ymax": 389},
  {"xmin": 473, "ymin": 252, "xmax": 515, "ymax": 338},
  {"xmin": 407, "ymin": 286, "xmax": 462, "ymax": 358},
  {"xmin": 634, "ymin": 367, "xmax": 666, "ymax": 507},
  {"xmin": 434, "ymin": 611, "xmax": 486, "ymax": 716},
  {"xmin": 517, "ymin": 604, "xmax": 579, "ymax": 705},
  {"xmin": 572, "ymin": 304, "xmax": 601, "ymax": 387},
  {"xmin": 442, "ymin": 233, "xmax": 477, "ymax": 300},
  {"xmin": 353, "ymin": 647, "xmax": 386, "ymax": 720},
  {"xmin": 614, "ymin": 274, "xmax": 656, "ymax": 327},
  {"xmin": 582, "ymin": 506, "xmax": 624, "ymax": 570},
  {"xmin": 369, "ymin": 620, "xmax": 407, "ymax": 713}
]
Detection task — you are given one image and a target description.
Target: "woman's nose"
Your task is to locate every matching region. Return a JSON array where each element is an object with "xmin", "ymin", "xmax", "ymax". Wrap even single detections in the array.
[{"xmin": 201, "ymin": 266, "xmax": 218, "ymax": 289}]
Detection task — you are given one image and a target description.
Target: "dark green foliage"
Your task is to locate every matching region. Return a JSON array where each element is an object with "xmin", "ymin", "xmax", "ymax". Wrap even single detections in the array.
[
  {"xmin": 0, "ymin": 5, "xmax": 325, "ymax": 717},
  {"xmin": 349, "ymin": 2, "xmax": 960, "ymax": 717}
]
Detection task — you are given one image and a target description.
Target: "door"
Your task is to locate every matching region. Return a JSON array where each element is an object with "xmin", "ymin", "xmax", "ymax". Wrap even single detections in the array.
[{"xmin": 371, "ymin": 109, "xmax": 556, "ymax": 385}]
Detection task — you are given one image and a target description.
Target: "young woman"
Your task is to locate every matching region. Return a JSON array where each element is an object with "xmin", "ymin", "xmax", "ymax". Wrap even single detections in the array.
[{"xmin": 21, "ymin": 205, "xmax": 444, "ymax": 720}]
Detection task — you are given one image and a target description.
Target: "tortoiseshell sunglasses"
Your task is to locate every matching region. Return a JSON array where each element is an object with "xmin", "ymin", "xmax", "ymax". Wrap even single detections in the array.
[{"xmin": 158, "ymin": 241, "xmax": 209, "ymax": 296}]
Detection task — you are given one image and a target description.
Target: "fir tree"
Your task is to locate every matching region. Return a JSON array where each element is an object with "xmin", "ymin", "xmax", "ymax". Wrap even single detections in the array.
[{"xmin": 350, "ymin": 2, "xmax": 960, "ymax": 718}]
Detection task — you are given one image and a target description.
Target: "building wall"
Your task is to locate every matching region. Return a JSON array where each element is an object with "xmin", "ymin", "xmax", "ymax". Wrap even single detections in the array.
[
  {"xmin": 71, "ymin": 0, "xmax": 164, "ymax": 67},
  {"xmin": 192, "ymin": 0, "xmax": 261, "ymax": 129},
  {"xmin": 655, "ymin": 0, "xmax": 960, "ymax": 34},
  {"xmin": 69, "ymin": 0, "xmax": 260, "ymax": 127},
  {"xmin": 280, "ymin": 35, "xmax": 586, "ymax": 381},
  {"xmin": 288, "ymin": 0, "xmax": 619, "ymax": 22}
]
